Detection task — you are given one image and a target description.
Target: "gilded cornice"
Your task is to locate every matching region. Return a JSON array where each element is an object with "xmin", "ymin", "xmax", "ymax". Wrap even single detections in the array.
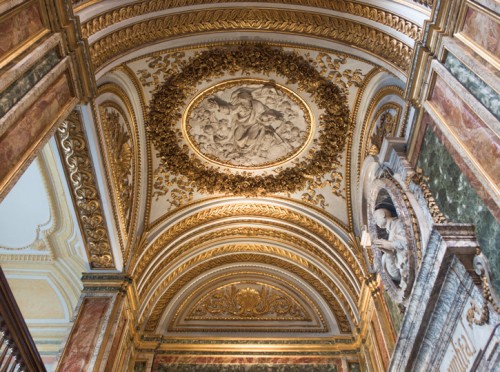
[
  {"xmin": 56, "ymin": 111, "xmax": 115, "ymax": 269},
  {"xmin": 132, "ymin": 204, "xmax": 365, "ymax": 284},
  {"xmin": 80, "ymin": 1, "xmax": 422, "ymax": 42},
  {"xmin": 138, "ymin": 225, "xmax": 359, "ymax": 305},
  {"xmin": 89, "ymin": 9, "xmax": 413, "ymax": 73},
  {"xmin": 142, "ymin": 249, "xmax": 354, "ymax": 334}
]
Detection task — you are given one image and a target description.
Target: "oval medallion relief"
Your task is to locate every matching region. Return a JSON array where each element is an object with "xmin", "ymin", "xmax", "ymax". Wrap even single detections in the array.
[{"xmin": 184, "ymin": 79, "xmax": 313, "ymax": 169}]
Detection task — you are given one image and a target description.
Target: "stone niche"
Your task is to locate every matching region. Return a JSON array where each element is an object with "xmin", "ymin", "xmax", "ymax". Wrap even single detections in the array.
[{"xmin": 367, "ymin": 179, "xmax": 418, "ymax": 305}]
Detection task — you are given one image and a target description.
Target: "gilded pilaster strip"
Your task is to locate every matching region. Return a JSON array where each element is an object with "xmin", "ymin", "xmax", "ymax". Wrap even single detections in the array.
[{"xmin": 56, "ymin": 111, "xmax": 115, "ymax": 269}]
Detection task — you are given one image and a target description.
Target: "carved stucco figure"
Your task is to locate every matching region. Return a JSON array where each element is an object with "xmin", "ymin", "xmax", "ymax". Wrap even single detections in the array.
[{"xmin": 372, "ymin": 208, "xmax": 408, "ymax": 288}]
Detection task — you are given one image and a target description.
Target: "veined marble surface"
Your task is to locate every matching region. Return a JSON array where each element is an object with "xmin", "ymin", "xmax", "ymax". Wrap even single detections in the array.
[
  {"xmin": 417, "ymin": 127, "xmax": 500, "ymax": 293},
  {"xmin": 444, "ymin": 52, "xmax": 499, "ymax": 121}
]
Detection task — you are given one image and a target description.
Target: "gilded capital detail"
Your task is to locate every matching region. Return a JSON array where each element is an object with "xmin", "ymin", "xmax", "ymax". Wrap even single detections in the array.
[{"xmin": 57, "ymin": 112, "xmax": 115, "ymax": 269}]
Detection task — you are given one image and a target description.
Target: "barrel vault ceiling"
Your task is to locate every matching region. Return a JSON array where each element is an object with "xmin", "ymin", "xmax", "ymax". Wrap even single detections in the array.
[{"xmin": 54, "ymin": 0, "xmax": 431, "ymax": 352}]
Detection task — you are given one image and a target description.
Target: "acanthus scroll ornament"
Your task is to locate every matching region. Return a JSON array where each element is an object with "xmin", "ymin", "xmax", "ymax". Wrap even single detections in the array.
[
  {"xmin": 57, "ymin": 113, "xmax": 115, "ymax": 269},
  {"xmin": 147, "ymin": 44, "xmax": 351, "ymax": 196}
]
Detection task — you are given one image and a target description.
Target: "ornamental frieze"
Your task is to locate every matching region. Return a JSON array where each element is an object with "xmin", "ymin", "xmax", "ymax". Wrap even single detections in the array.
[
  {"xmin": 89, "ymin": 9, "xmax": 412, "ymax": 72},
  {"xmin": 56, "ymin": 112, "xmax": 115, "ymax": 269},
  {"xmin": 80, "ymin": 0, "xmax": 422, "ymax": 41}
]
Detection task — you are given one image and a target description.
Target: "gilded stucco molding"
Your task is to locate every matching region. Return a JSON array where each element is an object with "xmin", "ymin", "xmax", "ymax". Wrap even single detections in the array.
[
  {"xmin": 409, "ymin": 168, "xmax": 447, "ymax": 224},
  {"xmin": 186, "ymin": 283, "xmax": 311, "ymax": 321},
  {"xmin": 80, "ymin": 0, "xmax": 422, "ymax": 42},
  {"xmin": 413, "ymin": 0, "xmax": 434, "ymax": 8},
  {"xmin": 356, "ymin": 85, "xmax": 404, "ymax": 180},
  {"xmin": 96, "ymin": 81, "xmax": 145, "ymax": 265},
  {"xmin": 138, "ymin": 225, "xmax": 359, "ymax": 306},
  {"xmin": 133, "ymin": 204, "xmax": 365, "ymax": 284},
  {"xmin": 56, "ymin": 111, "xmax": 115, "ymax": 269},
  {"xmin": 344, "ymin": 67, "xmax": 382, "ymax": 231},
  {"xmin": 89, "ymin": 9, "xmax": 413, "ymax": 73},
  {"xmin": 172, "ymin": 272, "xmax": 326, "ymax": 331},
  {"xmin": 142, "ymin": 249, "xmax": 354, "ymax": 334},
  {"xmin": 147, "ymin": 44, "xmax": 350, "ymax": 196},
  {"xmin": 99, "ymin": 103, "xmax": 133, "ymax": 231}
]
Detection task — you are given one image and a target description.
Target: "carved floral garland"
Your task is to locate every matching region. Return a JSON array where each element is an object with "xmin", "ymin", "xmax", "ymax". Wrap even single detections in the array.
[{"xmin": 147, "ymin": 44, "xmax": 350, "ymax": 195}]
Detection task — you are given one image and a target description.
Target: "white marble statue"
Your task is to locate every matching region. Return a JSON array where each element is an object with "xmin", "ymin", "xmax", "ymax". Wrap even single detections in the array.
[{"xmin": 372, "ymin": 208, "xmax": 408, "ymax": 286}]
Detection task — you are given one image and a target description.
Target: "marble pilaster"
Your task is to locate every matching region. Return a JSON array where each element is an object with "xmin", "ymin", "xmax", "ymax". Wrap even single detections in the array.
[{"xmin": 389, "ymin": 224, "xmax": 480, "ymax": 371}]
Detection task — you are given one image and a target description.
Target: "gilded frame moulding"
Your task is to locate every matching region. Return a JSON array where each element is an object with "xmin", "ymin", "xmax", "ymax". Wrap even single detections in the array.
[
  {"xmin": 89, "ymin": 9, "xmax": 413, "ymax": 73},
  {"xmin": 141, "ymin": 250, "xmax": 354, "ymax": 334},
  {"xmin": 137, "ymin": 225, "xmax": 360, "ymax": 307},
  {"xmin": 182, "ymin": 77, "xmax": 315, "ymax": 170},
  {"xmin": 56, "ymin": 111, "xmax": 115, "ymax": 269},
  {"xmin": 132, "ymin": 203, "xmax": 365, "ymax": 285},
  {"xmin": 146, "ymin": 44, "xmax": 350, "ymax": 196},
  {"xmin": 96, "ymin": 82, "xmax": 144, "ymax": 265},
  {"xmin": 80, "ymin": 0, "xmax": 422, "ymax": 41}
]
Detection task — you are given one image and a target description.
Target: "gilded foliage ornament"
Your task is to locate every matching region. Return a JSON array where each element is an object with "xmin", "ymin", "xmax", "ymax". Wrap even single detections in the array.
[
  {"xmin": 188, "ymin": 284, "xmax": 310, "ymax": 320},
  {"xmin": 100, "ymin": 107, "xmax": 133, "ymax": 226},
  {"xmin": 147, "ymin": 44, "xmax": 350, "ymax": 195}
]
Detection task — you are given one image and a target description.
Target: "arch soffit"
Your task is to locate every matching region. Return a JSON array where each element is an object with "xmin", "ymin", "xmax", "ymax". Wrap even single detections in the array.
[
  {"xmin": 136, "ymin": 229, "xmax": 362, "ymax": 320},
  {"xmin": 78, "ymin": 4, "xmax": 422, "ymax": 75},
  {"xmin": 94, "ymin": 80, "xmax": 145, "ymax": 264},
  {"xmin": 132, "ymin": 200, "xmax": 367, "ymax": 288},
  {"xmin": 139, "ymin": 251, "xmax": 357, "ymax": 335}
]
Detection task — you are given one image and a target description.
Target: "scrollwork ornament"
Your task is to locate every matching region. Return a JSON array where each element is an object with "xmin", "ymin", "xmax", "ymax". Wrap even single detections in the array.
[
  {"xmin": 147, "ymin": 44, "xmax": 350, "ymax": 196},
  {"xmin": 474, "ymin": 250, "xmax": 500, "ymax": 315},
  {"xmin": 57, "ymin": 114, "xmax": 115, "ymax": 269}
]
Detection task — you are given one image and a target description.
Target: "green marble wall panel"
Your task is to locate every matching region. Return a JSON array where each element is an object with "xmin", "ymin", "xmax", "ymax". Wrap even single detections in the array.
[
  {"xmin": 444, "ymin": 52, "xmax": 499, "ymax": 121},
  {"xmin": 417, "ymin": 127, "xmax": 500, "ymax": 293},
  {"xmin": 0, "ymin": 49, "xmax": 60, "ymax": 118}
]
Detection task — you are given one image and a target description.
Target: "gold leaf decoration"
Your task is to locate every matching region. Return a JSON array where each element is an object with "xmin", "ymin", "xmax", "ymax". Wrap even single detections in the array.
[
  {"xmin": 100, "ymin": 106, "xmax": 133, "ymax": 227},
  {"xmin": 57, "ymin": 113, "xmax": 115, "ymax": 269},
  {"xmin": 188, "ymin": 283, "xmax": 310, "ymax": 320},
  {"xmin": 147, "ymin": 44, "xmax": 351, "ymax": 196},
  {"xmin": 89, "ymin": 9, "xmax": 413, "ymax": 73},
  {"xmin": 81, "ymin": 1, "xmax": 422, "ymax": 41}
]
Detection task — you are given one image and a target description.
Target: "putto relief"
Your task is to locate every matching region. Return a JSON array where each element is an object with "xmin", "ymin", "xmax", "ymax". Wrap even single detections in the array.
[{"xmin": 184, "ymin": 80, "xmax": 312, "ymax": 168}]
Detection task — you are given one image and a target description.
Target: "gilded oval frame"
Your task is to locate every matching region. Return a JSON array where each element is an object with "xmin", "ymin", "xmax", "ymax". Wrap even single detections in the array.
[{"xmin": 147, "ymin": 44, "xmax": 350, "ymax": 195}]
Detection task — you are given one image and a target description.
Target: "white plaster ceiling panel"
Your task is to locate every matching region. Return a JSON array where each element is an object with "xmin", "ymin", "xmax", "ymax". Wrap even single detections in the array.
[
  {"xmin": 0, "ymin": 158, "xmax": 53, "ymax": 251},
  {"xmin": 125, "ymin": 45, "xmax": 375, "ymax": 228}
]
